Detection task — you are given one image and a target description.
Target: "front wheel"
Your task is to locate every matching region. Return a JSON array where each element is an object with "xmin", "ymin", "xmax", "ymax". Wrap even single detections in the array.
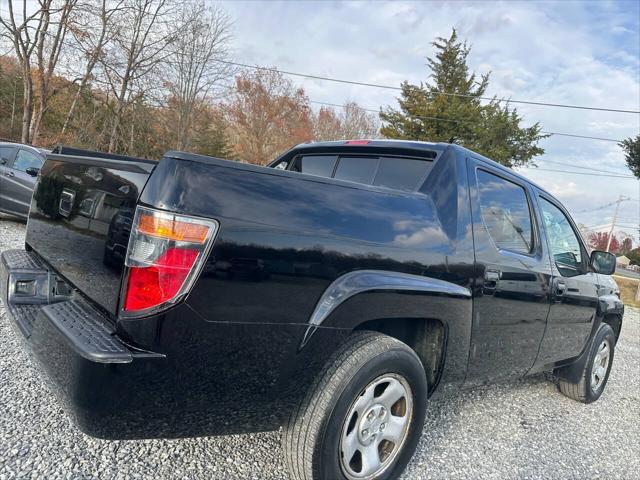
[
  {"xmin": 557, "ymin": 323, "xmax": 615, "ymax": 403},
  {"xmin": 283, "ymin": 331, "xmax": 427, "ymax": 480}
]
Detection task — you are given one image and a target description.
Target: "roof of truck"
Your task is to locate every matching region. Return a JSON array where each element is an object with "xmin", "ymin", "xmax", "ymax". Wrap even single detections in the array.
[{"xmin": 289, "ymin": 139, "xmax": 555, "ymax": 201}]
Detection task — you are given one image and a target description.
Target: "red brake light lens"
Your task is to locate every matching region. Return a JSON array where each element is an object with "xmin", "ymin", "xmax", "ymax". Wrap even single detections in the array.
[
  {"xmin": 344, "ymin": 140, "xmax": 370, "ymax": 145},
  {"xmin": 122, "ymin": 207, "xmax": 218, "ymax": 315},
  {"xmin": 124, "ymin": 248, "xmax": 199, "ymax": 311}
]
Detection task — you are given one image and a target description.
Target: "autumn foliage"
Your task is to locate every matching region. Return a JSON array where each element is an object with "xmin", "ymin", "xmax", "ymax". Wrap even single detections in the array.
[
  {"xmin": 0, "ymin": 1, "xmax": 378, "ymax": 163},
  {"xmin": 0, "ymin": 55, "xmax": 378, "ymax": 164},
  {"xmin": 224, "ymin": 70, "xmax": 314, "ymax": 165},
  {"xmin": 586, "ymin": 231, "xmax": 633, "ymax": 255}
]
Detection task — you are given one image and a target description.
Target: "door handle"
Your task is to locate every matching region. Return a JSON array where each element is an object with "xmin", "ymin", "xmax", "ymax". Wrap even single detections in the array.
[
  {"xmin": 554, "ymin": 280, "xmax": 566, "ymax": 301},
  {"xmin": 482, "ymin": 269, "xmax": 501, "ymax": 295},
  {"xmin": 4, "ymin": 171, "xmax": 14, "ymax": 178}
]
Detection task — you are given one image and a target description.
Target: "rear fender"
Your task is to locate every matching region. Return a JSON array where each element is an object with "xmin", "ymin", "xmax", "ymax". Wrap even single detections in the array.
[{"xmin": 300, "ymin": 270, "xmax": 473, "ymax": 393}]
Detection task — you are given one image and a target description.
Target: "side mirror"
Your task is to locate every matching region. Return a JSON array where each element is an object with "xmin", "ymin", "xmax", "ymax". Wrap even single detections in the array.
[
  {"xmin": 590, "ymin": 250, "xmax": 616, "ymax": 275},
  {"xmin": 25, "ymin": 167, "xmax": 40, "ymax": 177},
  {"xmin": 0, "ymin": 157, "xmax": 7, "ymax": 165}
]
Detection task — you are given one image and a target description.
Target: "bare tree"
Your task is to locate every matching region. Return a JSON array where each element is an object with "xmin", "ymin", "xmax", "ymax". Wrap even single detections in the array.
[
  {"xmin": 314, "ymin": 102, "xmax": 379, "ymax": 141},
  {"xmin": 100, "ymin": 0, "xmax": 175, "ymax": 153},
  {"xmin": 59, "ymin": 0, "xmax": 124, "ymax": 139},
  {"xmin": 0, "ymin": 0, "xmax": 70, "ymax": 143},
  {"xmin": 30, "ymin": 0, "xmax": 77, "ymax": 143},
  {"xmin": 340, "ymin": 102, "xmax": 379, "ymax": 139},
  {"xmin": 166, "ymin": 1, "xmax": 233, "ymax": 151}
]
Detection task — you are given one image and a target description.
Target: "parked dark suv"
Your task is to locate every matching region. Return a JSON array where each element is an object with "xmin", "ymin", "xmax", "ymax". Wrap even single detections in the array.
[
  {"xmin": 0, "ymin": 140, "xmax": 623, "ymax": 480},
  {"xmin": 0, "ymin": 142, "xmax": 47, "ymax": 219}
]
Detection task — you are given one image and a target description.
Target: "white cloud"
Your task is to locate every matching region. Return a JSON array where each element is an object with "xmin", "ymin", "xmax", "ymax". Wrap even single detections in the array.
[{"xmin": 546, "ymin": 181, "xmax": 580, "ymax": 200}]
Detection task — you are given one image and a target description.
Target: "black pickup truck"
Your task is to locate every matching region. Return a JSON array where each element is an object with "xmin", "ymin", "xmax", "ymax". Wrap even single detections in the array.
[{"xmin": 0, "ymin": 140, "xmax": 623, "ymax": 480}]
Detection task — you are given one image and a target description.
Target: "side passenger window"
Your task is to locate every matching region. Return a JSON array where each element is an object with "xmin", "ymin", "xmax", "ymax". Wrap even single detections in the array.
[
  {"xmin": 476, "ymin": 169, "xmax": 533, "ymax": 255},
  {"xmin": 539, "ymin": 198, "xmax": 583, "ymax": 276},
  {"xmin": 13, "ymin": 150, "xmax": 43, "ymax": 172}
]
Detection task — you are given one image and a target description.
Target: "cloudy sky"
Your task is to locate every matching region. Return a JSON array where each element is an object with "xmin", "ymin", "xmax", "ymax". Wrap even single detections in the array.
[{"xmin": 223, "ymin": 0, "xmax": 640, "ymax": 243}]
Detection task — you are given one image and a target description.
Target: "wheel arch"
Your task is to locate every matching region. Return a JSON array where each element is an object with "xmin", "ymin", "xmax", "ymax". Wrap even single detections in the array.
[
  {"xmin": 602, "ymin": 312, "xmax": 623, "ymax": 342},
  {"xmin": 299, "ymin": 270, "xmax": 473, "ymax": 395},
  {"xmin": 596, "ymin": 292, "xmax": 624, "ymax": 342},
  {"xmin": 354, "ymin": 316, "xmax": 447, "ymax": 395}
]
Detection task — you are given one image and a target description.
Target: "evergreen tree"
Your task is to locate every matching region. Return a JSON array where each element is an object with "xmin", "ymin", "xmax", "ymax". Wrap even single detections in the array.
[
  {"xmin": 191, "ymin": 107, "xmax": 232, "ymax": 159},
  {"xmin": 619, "ymin": 135, "xmax": 639, "ymax": 178},
  {"xmin": 380, "ymin": 29, "xmax": 547, "ymax": 167}
]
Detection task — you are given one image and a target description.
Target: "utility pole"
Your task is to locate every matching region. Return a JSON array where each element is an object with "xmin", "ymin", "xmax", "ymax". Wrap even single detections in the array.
[{"xmin": 606, "ymin": 195, "xmax": 630, "ymax": 252}]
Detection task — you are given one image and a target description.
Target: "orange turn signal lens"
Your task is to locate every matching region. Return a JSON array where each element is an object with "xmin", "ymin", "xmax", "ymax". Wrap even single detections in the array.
[{"xmin": 137, "ymin": 213, "xmax": 209, "ymax": 243}]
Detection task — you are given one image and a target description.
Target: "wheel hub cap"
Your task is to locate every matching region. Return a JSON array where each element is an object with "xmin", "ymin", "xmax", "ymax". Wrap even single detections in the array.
[
  {"xmin": 357, "ymin": 404, "xmax": 387, "ymax": 445},
  {"xmin": 339, "ymin": 374, "xmax": 413, "ymax": 479}
]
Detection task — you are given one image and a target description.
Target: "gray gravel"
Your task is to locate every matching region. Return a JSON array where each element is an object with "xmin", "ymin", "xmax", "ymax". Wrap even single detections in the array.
[{"xmin": 1, "ymin": 214, "xmax": 639, "ymax": 479}]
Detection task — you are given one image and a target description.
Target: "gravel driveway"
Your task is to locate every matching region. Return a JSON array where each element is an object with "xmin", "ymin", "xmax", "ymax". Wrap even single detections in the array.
[{"xmin": 1, "ymin": 215, "xmax": 639, "ymax": 480}]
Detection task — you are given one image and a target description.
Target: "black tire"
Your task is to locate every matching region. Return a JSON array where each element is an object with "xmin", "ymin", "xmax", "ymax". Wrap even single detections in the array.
[
  {"xmin": 557, "ymin": 323, "xmax": 615, "ymax": 404},
  {"xmin": 283, "ymin": 331, "xmax": 428, "ymax": 480}
]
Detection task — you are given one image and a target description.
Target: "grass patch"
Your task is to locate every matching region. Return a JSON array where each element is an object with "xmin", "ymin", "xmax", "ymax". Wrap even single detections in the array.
[{"xmin": 613, "ymin": 275, "xmax": 640, "ymax": 308}]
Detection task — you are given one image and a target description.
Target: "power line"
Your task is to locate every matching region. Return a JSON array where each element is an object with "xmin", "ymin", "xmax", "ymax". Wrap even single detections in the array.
[
  {"xmin": 581, "ymin": 222, "xmax": 639, "ymax": 229},
  {"xmin": 537, "ymin": 132, "xmax": 624, "ymax": 143},
  {"xmin": 217, "ymin": 60, "xmax": 640, "ymax": 115},
  {"xmin": 308, "ymin": 100, "xmax": 626, "ymax": 143},
  {"xmin": 538, "ymin": 159, "xmax": 631, "ymax": 176},
  {"xmin": 522, "ymin": 167, "xmax": 636, "ymax": 179},
  {"xmin": 574, "ymin": 198, "xmax": 639, "ymax": 214}
]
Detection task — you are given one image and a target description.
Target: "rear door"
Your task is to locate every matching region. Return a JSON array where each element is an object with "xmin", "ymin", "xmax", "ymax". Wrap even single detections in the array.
[
  {"xmin": 0, "ymin": 145, "xmax": 18, "ymax": 213},
  {"xmin": 531, "ymin": 193, "xmax": 599, "ymax": 367},
  {"xmin": 2, "ymin": 148, "xmax": 43, "ymax": 217},
  {"xmin": 465, "ymin": 158, "xmax": 553, "ymax": 384}
]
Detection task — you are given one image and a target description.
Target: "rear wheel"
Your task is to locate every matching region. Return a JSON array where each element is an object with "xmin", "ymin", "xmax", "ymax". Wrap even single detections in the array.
[
  {"xmin": 557, "ymin": 323, "xmax": 615, "ymax": 403},
  {"xmin": 283, "ymin": 331, "xmax": 427, "ymax": 480}
]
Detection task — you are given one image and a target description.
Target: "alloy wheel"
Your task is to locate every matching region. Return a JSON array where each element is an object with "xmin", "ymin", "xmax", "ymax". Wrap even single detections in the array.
[{"xmin": 339, "ymin": 374, "xmax": 413, "ymax": 479}]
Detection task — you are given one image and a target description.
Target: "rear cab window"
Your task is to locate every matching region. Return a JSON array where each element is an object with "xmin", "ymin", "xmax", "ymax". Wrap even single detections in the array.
[
  {"xmin": 334, "ymin": 156, "xmax": 379, "ymax": 184},
  {"xmin": 284, "ymin": 153, "xmax": 434, "ymax": 193},
  {"xmin": 290, "ymin": 155, "xmax": 338, "ymax": 177},
  {"xmin": 373, "ymin": 157, "xmax": 432, "ymax": 191}
]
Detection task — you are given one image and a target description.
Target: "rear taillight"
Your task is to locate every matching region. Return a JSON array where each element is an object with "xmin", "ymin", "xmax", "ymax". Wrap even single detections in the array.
[{"xmin": 121, "ymin": 206, "xmax": 218, "ymax": 315}]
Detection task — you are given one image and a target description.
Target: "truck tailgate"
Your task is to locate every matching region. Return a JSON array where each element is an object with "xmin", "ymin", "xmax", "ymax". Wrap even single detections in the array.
[{"xmin": 25, "ymin": 153, "xmax": 155, "ymax": 317}]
